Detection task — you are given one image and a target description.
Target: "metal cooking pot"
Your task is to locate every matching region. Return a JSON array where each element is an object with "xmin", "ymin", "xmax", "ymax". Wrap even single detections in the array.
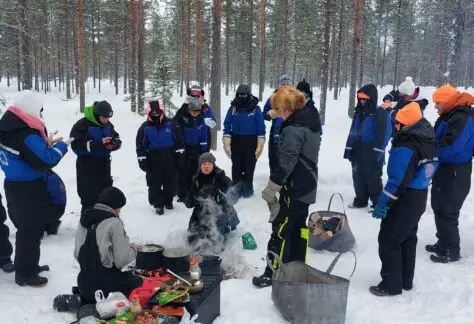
[
  {"xmin": 162, "ymin": 247, "xmax": 191, "ymax": 274},
  {"xmin": 136, "ymin": 244, "xmax": 164, "ymax": 270}
]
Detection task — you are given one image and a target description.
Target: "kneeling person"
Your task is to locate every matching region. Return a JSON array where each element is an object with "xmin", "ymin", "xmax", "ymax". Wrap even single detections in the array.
[{"xmin": 75, "ymin": 187, "xmax": 142, "ymax": 304}]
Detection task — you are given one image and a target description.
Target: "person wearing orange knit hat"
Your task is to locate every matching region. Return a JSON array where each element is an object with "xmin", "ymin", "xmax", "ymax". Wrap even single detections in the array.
[
  {"xmin": 426, "ymin": 85, "xmax": 474, "ymax": 263},
  {"xmin": 370, "ymin": 103, "xmax": 438, "ymax": 297}
]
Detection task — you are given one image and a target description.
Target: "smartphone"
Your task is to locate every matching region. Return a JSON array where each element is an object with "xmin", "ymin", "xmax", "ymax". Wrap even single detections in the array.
[{"xmin": 64, "ymin": 137, "xmax": 75, "ymax": 145}]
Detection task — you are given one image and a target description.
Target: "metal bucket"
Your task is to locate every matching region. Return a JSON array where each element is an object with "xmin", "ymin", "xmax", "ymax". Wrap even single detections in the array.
[{"xmin": 267, "ymin": 251, "xmax": 357, "ymax": 324}]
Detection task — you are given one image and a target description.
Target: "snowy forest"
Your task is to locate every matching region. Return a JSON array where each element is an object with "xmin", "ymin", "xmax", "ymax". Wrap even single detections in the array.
[{"xmin": 0, "ymin": 0, "xmax": 473, "ymax": 120}]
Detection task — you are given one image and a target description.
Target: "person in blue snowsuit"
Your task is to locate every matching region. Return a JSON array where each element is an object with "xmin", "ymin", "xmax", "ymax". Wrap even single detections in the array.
[
  {"xmin": 136, "ymin": 99, "xmax": 185, "ymax": 215},
  {"xmin": 370, "ymin": 102, "xmax": 438, "ymax": 297},
  {"xmin": 70, "ymin": 101, "xmax": 121, "ymax": 213},
  {"xmin": 223, "ymin": 84, "xmax": 266, "ymax": 198},
  {"xmin": 426, "ymin": 85, "xmax": 474, "ymax": 263},
  {"xmin": 44, "ymin": 169, "xmax": 66, "ymax": 235},
  {"xmin": 174, "ymin": 96, "xmax": 208, "ymax": 202},
  {"xmin": 0, "ymin": 90, "xmax": 68, "ymax": 287},
  {"xmin": 188, "ymin": 85, "xmax": 217, "ymax": 151},
  {"xmin": 263, "ymin": 75, "xmax": 292, "ymax": 173},
  {"xmin": 344, "ymin": 84, "xmax": 391, "ymax": 210}
]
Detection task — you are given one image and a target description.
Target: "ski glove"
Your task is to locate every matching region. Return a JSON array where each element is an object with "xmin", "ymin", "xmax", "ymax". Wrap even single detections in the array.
[
  {"xmin": 372, "ymin": 192, "xmax": 391, "ymax": 220},
  {"xmin": 268, "ymin": 201, "xmax": 280, "ymax": 223},
  {"xmin": 138, "ymin": 159, "xmax": 147, "ymax": 172},
  {"xmin": 223, "ymin": 136, "xmax": 231, "ymax": 158},
  {"xmin": 255, "ymin": 137, "xmax": 266, "ymax": 159},
  {"xmin": 262, "ymin": 180, "xmax": 282, "ymax": 204},
  {"xmin": 204, "ymin": 117, "xmax": 216, "ymax": 129}
]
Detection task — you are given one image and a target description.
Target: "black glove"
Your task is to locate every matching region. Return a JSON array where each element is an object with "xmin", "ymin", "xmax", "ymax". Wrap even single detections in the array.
[
  {"xmin": 105, "ymin": 138, "xmax": 122, "ymax": 151},
  {"xmin": 138, "ymin": 159, "xmax": 148, "ymax": 172},
  {"xmin": 418, "ymin": 99, "xmax": 429, "ymax": 111}
]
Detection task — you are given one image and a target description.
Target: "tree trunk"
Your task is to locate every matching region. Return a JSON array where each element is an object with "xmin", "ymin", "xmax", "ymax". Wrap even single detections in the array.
[
  {"xmin": 358, "ymin": 27, "xmax": 364, "ymax": 88},
  {"xmin": 123, "ymin": 2, "xmax": 128, "ymax": 95},
  {"xmin": 374, "ymin": 0, "xmax": 383, "ymax": 86},
  {"xmin": 179, "ymin": 0, "xmax": 185, "ymax": 97},
  {"xmin": 329, "ymin": 0, "xmax": 338, "ymax": 92},
  {"xmin": 114, "ymin": 26, "xmax": 119, "ymax": 95},
  {"xmin": 381, "ymin": 2, "xmax": 388, "ymax": 87},
  {"xmin": 137, "ymin": 0, "xmax": 145, "ymax": 115},
  {"xmin": 258, "ymin": 0, "xmax": 266, "ymax": 101},
  {"xmin": 97, "ymin": 7, "xmax": 102, "ymax": 93},
  {"xmin": 393, "ymin": 0, "xmax": 402, "ymax": 90},
  {"xmin": 210, "ymin": 0, "xmax": 222, "ymax": 151},
  {"xmin": 64, "ymin": 0, "xmax": 71, "ymax": 99},
  {"xmin": 447, "ymin": 0, "xmax": 465, "ymax": 86},
  {"xmin": 186, "ymin": 0, "xmax": 191, "ymax": 89},
  {"xmin": 348, "ymin": 0, "xmax": 363, "ymax": 118},
  {"xmin": 18, "ymin": 0, "xmax": 32, "ymax": 90},
  {"xmin": 248, "ymin": 0, "xmax": 253, "ymax": 85},
  {"xmin": 225, "ymin": 0, "xmax": 231, "ymax": 96},
  {"xmin": 76, "ymin": 0, "xmax": 86, "ymax": 111},
  {"xmin": 130, "ymin": 0, "xmax": 137, "ymax": 112},
  {"xmin": 334, "ymin": 0, "xmax": 345, "ymax": 100},
  {"xmin": 92, "ymin": 13, "xmax": 96, "ymax": 89},
  {"xmin": 196, "ymin": 0, "xmax": 204, "ymax": 86},
  {"xmin": 320, "ymin": 0, "xmax": 331, "ymax": 125}
]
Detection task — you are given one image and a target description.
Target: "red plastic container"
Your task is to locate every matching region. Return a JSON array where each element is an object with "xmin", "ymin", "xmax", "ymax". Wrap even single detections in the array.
[{"xmin": 129, "ymin": 276, "xmax": 171, "ymax": 308}]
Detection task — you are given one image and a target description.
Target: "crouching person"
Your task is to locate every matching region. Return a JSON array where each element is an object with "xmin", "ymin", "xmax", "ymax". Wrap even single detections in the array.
[
  {"xmin": 370, "ymin": 103, "xmax": 438, "ymax": 296},
  {"xmin": 75, "ymin": 187, "xmax": 142, "ymax": 304},
  {"xmin": 186, "ymin": 153, "xmax": 240, "ymax": 252}
]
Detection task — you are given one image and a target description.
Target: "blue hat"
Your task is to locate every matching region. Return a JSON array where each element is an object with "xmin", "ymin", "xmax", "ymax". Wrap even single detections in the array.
[{"xmin": 279, "ymin": 75, "xmax": 292, "ymax": 86}]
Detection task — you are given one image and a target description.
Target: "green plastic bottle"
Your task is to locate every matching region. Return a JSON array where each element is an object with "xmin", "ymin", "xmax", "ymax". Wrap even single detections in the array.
[{"xmin": 242, "ymin": 232, "xmax": 257, "ymax": 250}]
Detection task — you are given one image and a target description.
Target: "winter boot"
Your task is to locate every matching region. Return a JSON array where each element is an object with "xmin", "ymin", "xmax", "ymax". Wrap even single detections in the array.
[
  {"xmin": 45, "ymin": 220, "xmax": 62, "ymax": 235},
  {"xmin": 425, "ymin": 243, "xmax": 442, "ymax": 254},
  {"xmin": 252, "ymin": 274, "xmax": 272, "ymax": 288},
  {"xmin": 430, "ymin": 249, "xmax": 461, "ymax": 264},
  {"xmin": 369, "ymin": 284, "xmax": 401, "ymax": 297},
  {"xmin": 402, "ymin": 282, "xmax": 413, "ymax": 291},
  {"xmin": 348, "ymin": 202, "xmax": 367, "ymax": 209},
  {"xmin": 53, "ymin": 294, "xmax": 82, "ymax": 312},
  {"xmin": 1, "ymin": 262, "xmax": 14, "ymax": 273},
  {"xmin": 165, "ymin": 202, "xmax": 174, "ymax": 210},
  {"xmin": 155, "ymin": 207, "xmax": 164, "ymax": 215},
  {"xmin": 15, "ymin": 274, "xmax": 48, "ymax": 287}
]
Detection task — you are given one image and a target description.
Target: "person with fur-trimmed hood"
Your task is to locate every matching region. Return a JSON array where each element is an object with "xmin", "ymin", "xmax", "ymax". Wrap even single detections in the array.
[
  {"xmin": 344, "ymin": 84, "xmax": 392, "ymax": 211},
  {"xmin": 174, "ymin": 96, "xmax": 208, "ymax": 202},
  {"xmin": 0, "ymin": 90, "xmax": 69, "ymax": 287},
  {"xmin": 254, "ymin": 87, "xmax": 320, "ymax": 288},
  {"xmin": 426, "ymin": 85, "xmax": 474, "ymax": 263},
  {"xmin": 187, "ymin": 85, "xmax": 216, "ymax": 151},
  {"xmin": 75, "ymin": 187, "xmax": 142, "ymax": 304},
  {"xmin": 185, "ymin": 152, "xmax": 240, "ymax": 251},
  {"xmin": 263, "ymin": 75, "xmax": 292, "ymax": 174},
  {"xmin": 70, "ymin": 101, "xmax": 121, "ymax": 213},
  {"xmin": 136, "ymin": 99, "xmax": 185, "ymax": 215},
  {"xmin": 370, "ymin": 103, "xmax": 438, "ymax": 296},
  {"xmin": 223, "ymin": 84, "xmax": 266, "ymax": 198}
]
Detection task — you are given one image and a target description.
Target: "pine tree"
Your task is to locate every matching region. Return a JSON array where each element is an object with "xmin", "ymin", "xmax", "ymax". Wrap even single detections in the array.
[{"xmin": 149, "ymin": 56, "xmax": 176, "ymax": 117}]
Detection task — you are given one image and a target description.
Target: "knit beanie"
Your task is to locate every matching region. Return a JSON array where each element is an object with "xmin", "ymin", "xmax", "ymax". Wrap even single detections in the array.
[
  {"xmin": 13, "ymin": 90, "xmax": 44, "ymax": 119},
  {"xmin": 97, "ymin": 187, "xmax": 127, "ymax": 209},
  {"xmin": 93, "ymin": 101, "xmax": 113, "ymax": 118},
  {"xmin": 395, "ymin": 102, "xmax": 422, "ymax": 127},
  {"xmin": 432, "ymin": 84, "xmax": 459, "ymax": 104},
  {"xmin": 279, "ymin": 75, "xmax": 292, "ymax": 86},
  {"xmin": 198, "ymin": 152, "xmax": 216, "ymax": 166},
  {"xmin": 398, "ymin": 76, "xmax": 416, "ymax": 96},
  {"xmin": 296, "ymin": 79, "xmax": 312, "ymax": 99}
]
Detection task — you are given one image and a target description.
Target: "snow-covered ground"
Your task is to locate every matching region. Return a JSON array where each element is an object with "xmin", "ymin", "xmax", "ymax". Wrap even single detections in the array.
[{"xmin": 0, "ymin": 81, "xmax": 473, "ymax": 324}]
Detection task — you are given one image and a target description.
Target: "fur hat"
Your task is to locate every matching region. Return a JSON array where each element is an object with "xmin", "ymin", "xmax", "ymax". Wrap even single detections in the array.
[
  {"xmin": 13, "ymin": 90, "xmax": 44, "ymax": 119},
  {"xmin": 398, "ymin": 76, "xmax": 416, "ymax": 96},
  {"xmin": 97, "ymin": 187, "xmax": 126, "ymax": 209}
]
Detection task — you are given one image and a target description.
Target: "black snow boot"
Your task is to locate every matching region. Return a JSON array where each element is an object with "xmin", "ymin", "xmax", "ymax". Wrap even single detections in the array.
[
  {"xmin": 348, "ymin": 202, "xmax": 368, "ymax": 209},
  {"xmin": 45, "ymin": 220, "xmax": 62, "ymax": 235},
  {"xmin": 15, "ymin": 274, "xmax": 48, "ymax": 287},
  {"xmin": 155, "ymin": 207, "xmax": 164, "ymax": 215},
  {"xmin": 252, "ymin": 274, "xmax": 272, "ymax": 288},
  {"xmin": 425, "ymin": 243, "xmax": 442, "ymax": 254},
  {"xmin": 53, "ymin": 294, "xmax": 82, "ymax": 312},
  {"xmin": 369, "ymin": 285, "xmax": 401, "ymax": 297},
  {"xmin": 165, "ymin": 202, "xmax": 174, "ymax": 210},
  {"xmin": 430, "ymin": 249, "xmax": 461, "ymax": 264}
]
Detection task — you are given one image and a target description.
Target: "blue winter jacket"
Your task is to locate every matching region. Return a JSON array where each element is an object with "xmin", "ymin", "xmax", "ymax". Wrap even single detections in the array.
[
  {"xmin": 381, "ymin": 118, "xmax": 438, "ymax": 203},
  {"xmin": 0, "ymin": 111, "xmax": 68, "ymax": 182},
  {"xmin": 434, "ymin": 106, "xmax": 474, "ymax": 165},
  {"xmin": 47, "ymin": 170, "xmax": 66, "ymax": 206},
  {"xmin": 136, "ymin": 117, "xmax": 185, "ymax": 156},
  {"xmin": 223, "ymin": 95, "xmax": 265, "ymax": 138},
  {"xmin": 344, "ymin": 84, "xmax": 391, "ymax": 163},
  {"xmin": 173, "ymin": 107, "xmax": 208, "ymax": 154}
]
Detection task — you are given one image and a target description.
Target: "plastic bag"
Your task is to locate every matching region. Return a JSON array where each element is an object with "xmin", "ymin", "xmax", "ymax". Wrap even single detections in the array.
[
  {"xmin": 179, "ymin": 308, "xmax": 202, "ymax": 324},
  {"xmin": 95, "ymin": 290, "xmax": 131, "ymax": 319}
]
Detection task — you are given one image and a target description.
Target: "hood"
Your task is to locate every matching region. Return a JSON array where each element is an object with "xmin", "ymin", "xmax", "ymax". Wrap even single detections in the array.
[
  {"xmin": 231, "ymin": 95, "xmax": 259, "ymax": 112},
  {"xmin": 80, "ymin": 203, "xmax": 118, "ymax": 229},
  {"xmin": 0, "ymin": 110, "xmax": 46, "ymax": 140},
  {"xmin": 84, "ymin": 105, "xmax": 102, "ymax": 127},
  {"xmin": 285, "ymin": 104, "xmax": 321, "ymax": 132},
  {"xmin": 395, "ymin": 118, "xmax": 436, "ymax": 157},
  {"xmin": 146, "ymin": 100, "xmax": 165, "ymax": 124},
  {"xmin": 356, "ymin": 84, "xmax": 378, "ymax": 113}
]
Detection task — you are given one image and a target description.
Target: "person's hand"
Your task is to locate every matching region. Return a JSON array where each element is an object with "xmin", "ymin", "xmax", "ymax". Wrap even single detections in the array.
[
  {"xmin": 102, "ymin": 137, "xmax": 112, "ymax": 144},
  {"xmin": 47, "ymin": 136, "xmax": 63, "ymax": 147},
  {"xmin": 262, "ymin": 180, "xmax": 282, "ymax": 204}
]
